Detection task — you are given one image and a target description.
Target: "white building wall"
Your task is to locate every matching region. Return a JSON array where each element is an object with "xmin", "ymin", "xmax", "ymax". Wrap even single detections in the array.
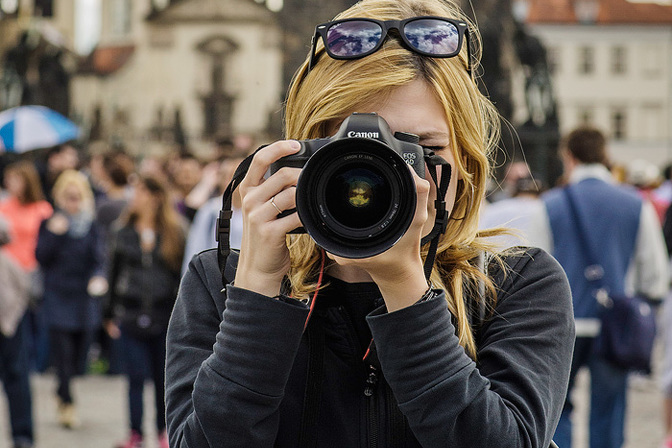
[
  {"xmin": 527, "ymin": 23, "xmax": 672, "ymax": 165},
  {"xmin": 71, "ymin": 0, "xmax": 283, "ymax": 154}
]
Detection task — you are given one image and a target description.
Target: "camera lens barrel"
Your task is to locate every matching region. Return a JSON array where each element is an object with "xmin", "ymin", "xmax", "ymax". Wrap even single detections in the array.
[{"xmin": 296, "ymin": 138, "xmax": 418, "ymax": 258}]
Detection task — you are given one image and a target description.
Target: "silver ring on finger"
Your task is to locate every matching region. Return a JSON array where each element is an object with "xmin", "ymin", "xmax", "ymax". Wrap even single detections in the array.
[{"xmin": 270, "ymin": 196, "xmax": 282, "ymax": 215}]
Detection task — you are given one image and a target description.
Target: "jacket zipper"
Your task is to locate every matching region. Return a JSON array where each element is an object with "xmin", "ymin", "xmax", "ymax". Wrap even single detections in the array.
[
  {"xmin": 335, "ymin": 305, "xmax": 382, "ymax": 448},
  {"xmin": 365, "ymin": 364, "xmax": 379, "ymax": 448}
]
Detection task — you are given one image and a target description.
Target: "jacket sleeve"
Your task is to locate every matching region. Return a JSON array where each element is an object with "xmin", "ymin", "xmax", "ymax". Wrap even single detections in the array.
[
  {"xmin": 366, "ymin": 248, "xmax": 575, "ymax": 448},
  {"xmin": 165, "ymin": 251, "xmax": 310, "ymax": 448}
]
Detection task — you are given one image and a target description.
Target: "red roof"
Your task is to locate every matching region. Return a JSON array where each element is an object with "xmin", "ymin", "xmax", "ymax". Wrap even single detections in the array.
[{"xmin": 527, "ymin": 0, "xmax": 672, "ymax": 24}]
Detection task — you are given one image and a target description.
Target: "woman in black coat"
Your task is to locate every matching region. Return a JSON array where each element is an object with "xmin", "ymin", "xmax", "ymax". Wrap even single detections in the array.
[
  {"xmin": 105, "ymin": 175, "xmax": 185, "ymax": 448},
  {"xmin": 36, "ymin": 169, "xmax": 106, "ymax": 429}
]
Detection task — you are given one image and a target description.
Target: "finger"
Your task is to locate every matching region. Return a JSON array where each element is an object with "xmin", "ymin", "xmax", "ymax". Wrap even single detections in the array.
[
  {"xmin": 414, "ymin": 178, "xmax": 431, "ymax": 225},
  {"xmin": 245, "ymin": 140, "xmax": 301, "ymax": 187},
  {"xmin": 240, "ymin": 167, "xmax": 301, "ymax": 217},
  {"xmin": 265, "ymin": 187, "xmax": 297, "ymax": 219}
]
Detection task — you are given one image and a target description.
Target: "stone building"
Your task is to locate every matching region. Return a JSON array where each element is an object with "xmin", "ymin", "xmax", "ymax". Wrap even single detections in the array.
[
  {"xmin": 521, "ymin": 0, "xmax": 672, "ymax": 165},
  {"xmin": 72, "ymin": 0, "xmax": 283, "ymax": 155}
]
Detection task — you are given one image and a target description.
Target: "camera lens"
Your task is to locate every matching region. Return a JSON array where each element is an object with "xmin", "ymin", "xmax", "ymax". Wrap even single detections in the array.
[
  {"xmin": 295, "ymin": 138, "xmax": 417, "ymax": 259},
  {"xmin": 325, "ymin": 165, "xmax": 391, "ymax": 229}
]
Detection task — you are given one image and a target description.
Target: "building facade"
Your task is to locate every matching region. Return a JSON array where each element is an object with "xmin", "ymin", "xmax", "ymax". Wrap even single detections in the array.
[
  {"xmin": 522, "ymin": 0, "xmax": 672, "ymax": 166},
  {"xmin": 71, "ymin": 0, "xmax": 283, "ymax": 155}
]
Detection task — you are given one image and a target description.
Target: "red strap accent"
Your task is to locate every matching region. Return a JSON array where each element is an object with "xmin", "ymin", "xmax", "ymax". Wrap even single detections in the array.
[{"xmin": 303, "ymin": 249, "xmax": 326, "ymax": 331}]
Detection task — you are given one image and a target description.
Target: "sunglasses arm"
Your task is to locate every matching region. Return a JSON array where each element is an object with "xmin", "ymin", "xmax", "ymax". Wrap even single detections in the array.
[
  {"xmin": 308, "ymin": 31, "xmax": 321, "ymax": 70},
  {"xmin": 465, "ymin": 29, "xmax": 473, "ymax": 80}
]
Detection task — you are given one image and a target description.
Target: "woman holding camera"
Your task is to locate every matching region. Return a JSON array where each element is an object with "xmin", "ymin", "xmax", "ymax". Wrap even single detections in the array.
[{"xmin": 166, "ymin": 0, "xmax": 574, "ymax": 447}]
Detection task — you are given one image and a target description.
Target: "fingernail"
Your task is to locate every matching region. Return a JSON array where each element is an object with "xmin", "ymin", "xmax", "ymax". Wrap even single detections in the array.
[{"xmin": 289, "ymin": 140, "xmax": 301, "ymax": 150}]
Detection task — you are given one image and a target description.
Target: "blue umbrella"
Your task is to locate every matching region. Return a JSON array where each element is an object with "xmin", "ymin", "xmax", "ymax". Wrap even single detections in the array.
[{"xmin": 0, "ymin": 105, "xmax": 80, "ymax": 153}]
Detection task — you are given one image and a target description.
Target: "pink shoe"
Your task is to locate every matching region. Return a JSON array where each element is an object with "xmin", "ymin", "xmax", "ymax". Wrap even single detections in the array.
[
  {"xmin": 157, "ymin": 430, "xmax": 169, "ymax": 448},
  {"xmin": 116, "ymin": 430, "xmax": 143, "ymax": 448}
]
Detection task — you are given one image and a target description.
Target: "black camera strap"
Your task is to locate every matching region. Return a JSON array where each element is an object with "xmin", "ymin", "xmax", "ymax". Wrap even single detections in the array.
[
  {"xmin": 215, "ymin": 147, "xmax": 451, "ymax": 284},
  {"xmin": 421, "ymin": 150, "xmax": 452, "ymax": 279},
  {"xmin": 216, "ymin": 148, "xmax": 261, "ymax": 280}
]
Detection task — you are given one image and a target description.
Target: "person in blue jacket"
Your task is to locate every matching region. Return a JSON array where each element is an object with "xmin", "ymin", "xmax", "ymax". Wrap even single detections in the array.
[
  {"xmin": 35, "ymin": 169, "xmax": 106, "ymax": 429},
  {"xmin": 166, "ymin": 0, "xmax": 575, "ymax": 447}
]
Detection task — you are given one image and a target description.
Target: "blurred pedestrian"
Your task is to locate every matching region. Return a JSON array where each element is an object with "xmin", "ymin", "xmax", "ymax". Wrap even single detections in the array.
[
  {"xmin": 544, "ymin": 127, "xmax": 669, "ymax": 448},
  {"xmin": 480, "ymin": 172, "xmax": 551, "ymax": 251},
  {"xmin": 488, "ymin": 160, "xmax": 531, "ymax": 202},
  {"xmin": 35, "ymin": 169, "xmax": 107, "ymax": 429},
  {"xmin": 0, "ymin": 215, "xmax": 34, "ymax": 448},
  {"xmin": 655, "ymin": 163, "xmax": 672, "ymax": 204},
  {"xmin": 36, "ymin": 143, "xmax": 80, "ymax": 205},
  {"xmin": 169, "ymin": 152, "xmax": 203, "ymax": 221},
  {"xmin": 181, "ymin": 155, "xmax": 244, "ymax": 275},
  {"xmin": 105, "ymin": 175, "xmax": 185, "ymax": 448},
  {"xmin": 0, "ymin": 160, "xmax": 53, "ymax": 373},
  {"xmin": 626, "ymin": 159, "xmax": 669, "ymax": 223},
  {"xmin": 91, "ymin": 149, "xmax": 135, "ymax": 375}
]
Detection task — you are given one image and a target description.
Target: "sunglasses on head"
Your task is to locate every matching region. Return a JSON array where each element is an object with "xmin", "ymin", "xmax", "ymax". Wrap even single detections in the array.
[{"xmin": 308, "ymin": 16, "xmax": 472, "ymax": 78}]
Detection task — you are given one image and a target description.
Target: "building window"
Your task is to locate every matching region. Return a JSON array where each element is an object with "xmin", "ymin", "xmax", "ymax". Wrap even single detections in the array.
[
  {"xmin": 641, "ymin": 103, "xmax": 663, "ymax": 141},
  {"xmin": 611, "ymin": 108, "xmax": 627, "ymax": 140},
  {"xmin": 578, "ymin": 46, "xmax": 594, "ymax": 75},
  {"xmin": 578, "ymin": 107, "xmax": 593, "ymax": 126},
  {"xmin": 546, "ymin": 46, "xmax": 560, "ymax": 75},
  {"xmin": 642, "ymin": 45, "xmax": 662, "ymax": 78},
  {"xmin": 611, "ymin": 46, "xmax": 626, "ymax": 75},
  {"xmin": 34, "ymin": 0, "xmax": 53, "ymax": 16},
  {"xmin": 111, "ymin": 0, "xmax": 132, "ymax": 36}
]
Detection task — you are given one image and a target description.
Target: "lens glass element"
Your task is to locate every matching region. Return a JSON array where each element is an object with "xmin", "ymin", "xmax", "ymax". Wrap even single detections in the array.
[
  {"xmin": 326, "ymin": 165, "xmax": 391, "ymax": 229},
  {"xmin": 326, "ymin": 21, "xmax": 383, "ymax": 57},
  {"xmin": 404, "ymin": 19, "xmax": 459, "ymax": 55}
]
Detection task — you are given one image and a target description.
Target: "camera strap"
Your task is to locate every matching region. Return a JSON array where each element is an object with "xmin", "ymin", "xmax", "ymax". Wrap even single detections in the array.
[
  {"xmin": 420, "ymin": 150, "xmax": 452, "ymax": 280},
  {"xmin": 216, "ymin": 148, "xmax": 262, "ymax": 281}
]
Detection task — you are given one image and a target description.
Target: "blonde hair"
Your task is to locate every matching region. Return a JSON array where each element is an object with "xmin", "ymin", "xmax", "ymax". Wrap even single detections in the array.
[
  {"xmin": 52, "ymin": 169, "xmax": 95, "ymax": 215},
  {"xmin": 284, "ymin": 0, "xmax": 502, "ymax": 358}
]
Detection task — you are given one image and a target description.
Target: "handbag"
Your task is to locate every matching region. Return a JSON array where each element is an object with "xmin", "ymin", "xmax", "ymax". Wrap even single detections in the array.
[{"xmin": 564, "ymin": 187, "xmax": 656, "ymax": 373}]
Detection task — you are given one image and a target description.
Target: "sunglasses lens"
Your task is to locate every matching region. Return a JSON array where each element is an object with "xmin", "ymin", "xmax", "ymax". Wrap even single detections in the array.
[
  {"xmin": 326, "ymin": 21, "xmax": 383, "ymax": 57},
  {"xmin": 404, "ymin": 19, "xmax": 460, "ymax": 56}
]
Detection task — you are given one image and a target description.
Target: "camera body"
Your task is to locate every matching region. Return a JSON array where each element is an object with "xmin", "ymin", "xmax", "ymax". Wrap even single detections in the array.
[
  {"xmin": 271, "ymin": 113, "xmax": 425, "ymax": 259},
  {"xmin": 272, "ymin": 113, "xmax": 425, "ymax": 178}
]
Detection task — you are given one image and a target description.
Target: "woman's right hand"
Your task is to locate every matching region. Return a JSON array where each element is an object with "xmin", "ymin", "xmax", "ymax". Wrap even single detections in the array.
[
  {"xmin": 233, "ymin": 140, "xmax": 302, "ymax": 297},
  {"xmin": 105, "ymin": 320, "xmax": 121, "ymax": 340},
  {"xmin": 46, "ymin": 212, "xmax": 69, "ymax": 235}
]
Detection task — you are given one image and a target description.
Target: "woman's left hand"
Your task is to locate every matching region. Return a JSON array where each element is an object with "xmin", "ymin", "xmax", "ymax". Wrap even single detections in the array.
[{"xmin": 330, "ymin": 173, "xmax": 432, "ymax": 312}]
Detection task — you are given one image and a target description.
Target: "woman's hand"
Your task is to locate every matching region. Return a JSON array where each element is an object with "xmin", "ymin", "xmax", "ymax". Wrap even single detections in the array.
[
  {"xmin": 330, "ymin": 173, "xmax": 432, "ymax": 312},
  {"xmin": 87, "ymin": 275, "xmax": 109, "ymax": 297},
  {"xmin": 46, "ymin": 213, "xmax": 69, "ymax": 235},
  {"xmin": 105, "ymin": 320, "xmax": 121, "ymax": 340},
  {"xmin": 233, "ymin": 141, "xmax": 302, "ymax": 297}
]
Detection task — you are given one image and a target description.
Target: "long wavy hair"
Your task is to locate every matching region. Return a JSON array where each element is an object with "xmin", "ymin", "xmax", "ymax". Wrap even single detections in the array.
[
  {"xmin": 283, "ymin": 0, "xmax": 503, "ymax": 358},
  {"xmin": 4, "ymin": 160, "xmax": 45, "ymax": 205},
  {"xmin": 121, "ymin": 175, "xmax": 186, "ymax": 272}
]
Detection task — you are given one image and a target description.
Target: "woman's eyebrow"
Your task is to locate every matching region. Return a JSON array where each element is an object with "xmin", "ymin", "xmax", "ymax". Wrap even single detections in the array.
[{"xmin": 414, "ymin": 130, "xmax": 450, "ymax": 141}]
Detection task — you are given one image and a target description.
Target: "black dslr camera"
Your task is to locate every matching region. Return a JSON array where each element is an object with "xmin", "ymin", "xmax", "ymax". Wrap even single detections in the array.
[{"xmin": 271, "ymin": 113, "xmax": 425, "ymax": 259}]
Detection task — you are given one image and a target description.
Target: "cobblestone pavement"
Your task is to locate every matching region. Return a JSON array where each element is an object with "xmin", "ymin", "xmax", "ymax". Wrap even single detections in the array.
[{"xmin": 0, "ymin": 363, "xmax": 666, "ymax": 448}]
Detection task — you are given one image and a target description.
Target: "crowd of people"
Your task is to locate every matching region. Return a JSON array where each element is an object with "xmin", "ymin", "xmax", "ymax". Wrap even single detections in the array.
[{"xmin": 0, "ymin": 139, "xmax": 250, "ymax": 448}]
